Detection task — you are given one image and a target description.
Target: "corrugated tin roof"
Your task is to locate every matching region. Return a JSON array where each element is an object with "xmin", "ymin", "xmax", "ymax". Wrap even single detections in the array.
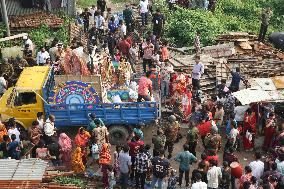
[
  {"xmin": 0, "ymin": 159, "xmax": 48, "ymax": 181},
  {"xmin": 3, "ymin": 0, "xmax": 75, "ymax": 16}
]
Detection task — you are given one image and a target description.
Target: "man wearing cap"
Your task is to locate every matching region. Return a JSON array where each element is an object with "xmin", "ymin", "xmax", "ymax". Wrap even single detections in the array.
[
  {"xmin": 163, "ymin": 115, "xmax": 180, "ymax": 159},
  {"xmin": 23, "ymin": 44, "xmax": 35, "ymax": 66},
  {"xmin": 23, "ymin": 35, "xmax": 34, "ymax": 52},
  {"xmin": 87, "ymin": 113, "xmax": 105, "ymax": 132},
  {"xmin": 204, "ymin": 124, "xmax": 221, "ymax": 154},
  {"xmin": 152, "ymin": 129, "xmax": 166, "ymax": 157}
]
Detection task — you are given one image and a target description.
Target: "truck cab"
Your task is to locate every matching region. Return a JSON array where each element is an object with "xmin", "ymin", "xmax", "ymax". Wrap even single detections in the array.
[{"xmin": 0, "ymin": 66, "xmax": 49, "ymax": 129}]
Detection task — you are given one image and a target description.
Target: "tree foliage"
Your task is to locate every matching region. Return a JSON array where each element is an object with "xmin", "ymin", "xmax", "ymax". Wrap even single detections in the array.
[{"xmin": 156, "ymin": 0, "xmax": 284, "ymax": 47}]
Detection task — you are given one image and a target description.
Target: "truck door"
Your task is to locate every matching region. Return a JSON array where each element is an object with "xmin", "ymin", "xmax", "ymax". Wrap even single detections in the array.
[{"xmin": 12, "ymin": 91, "xmax": 42, "ymax": 128}]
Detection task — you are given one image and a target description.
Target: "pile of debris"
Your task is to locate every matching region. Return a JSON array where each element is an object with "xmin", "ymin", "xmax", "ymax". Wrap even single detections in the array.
[
  {"xmin": 9, "ymin": 12, "xmax": 64, "ymax": 31},
  {"xmin": 217, "ymin": 32, "xmax": 284, "ymax": 80},
  {"xmin": 165, "ymin": 32, "xmax": 284, "ymax": 95}
]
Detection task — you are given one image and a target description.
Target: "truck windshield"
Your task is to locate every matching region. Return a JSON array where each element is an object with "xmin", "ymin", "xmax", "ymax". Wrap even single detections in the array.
[{"xmin": 14, "ymin": 92, "xmax": 37, "ymax": 106}]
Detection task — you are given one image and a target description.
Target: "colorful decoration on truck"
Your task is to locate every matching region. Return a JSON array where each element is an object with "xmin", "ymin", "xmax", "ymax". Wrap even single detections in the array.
[{"xmin": 48, "ymin": 81, "xmax": 101, "ymax": 105}]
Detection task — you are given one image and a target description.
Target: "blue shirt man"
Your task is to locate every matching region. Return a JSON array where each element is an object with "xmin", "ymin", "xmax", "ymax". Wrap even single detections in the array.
[
  {"xmin": 174, "ymin": 144, "xmax": 197, "ymax": 187},
  {"xmin": 229, "ymin": 67, "xmax": 244, "ymax": 92},
  {"xmin": 108, "ymin": 18, "xmax": 118, "ymax": 33}
]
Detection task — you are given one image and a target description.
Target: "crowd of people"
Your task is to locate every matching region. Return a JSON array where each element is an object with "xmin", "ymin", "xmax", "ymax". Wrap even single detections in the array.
[{"xmin": 0, "ymin": 0, "xmax": 283, "ymax": 189}]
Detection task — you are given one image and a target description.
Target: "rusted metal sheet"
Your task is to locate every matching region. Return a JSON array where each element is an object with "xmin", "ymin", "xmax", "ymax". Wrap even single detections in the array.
[
  {"xmin": 0, "ymin": 159, "xmax": 48, "ymax": 181},
  {"xmin": 3, "ymin": 0, "xmax": 75, "ymax": 16}
]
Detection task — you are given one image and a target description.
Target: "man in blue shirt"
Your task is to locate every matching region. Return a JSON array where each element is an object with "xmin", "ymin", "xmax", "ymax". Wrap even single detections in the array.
[
  {"xmin": 108, "ymin": 17, "xmax": 118, "ymax": 33},
  {"xmin": 229, "ymin": 67, "xmax": 244, "ymax": 92},
  {"xmin": 174, "ymin": 144, "xmax": 197, "ymax": 187}
]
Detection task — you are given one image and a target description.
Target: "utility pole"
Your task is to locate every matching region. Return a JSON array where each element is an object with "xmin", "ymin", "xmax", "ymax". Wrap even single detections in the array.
[{"xmin": 0, "ymin": 0, "xmax": 10, "ymax": 36}]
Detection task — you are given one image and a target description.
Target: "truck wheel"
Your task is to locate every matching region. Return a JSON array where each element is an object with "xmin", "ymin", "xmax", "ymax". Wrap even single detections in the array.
[{"xmin": 108, "ymin": 126, "xmax": 129, "ymax": 145}]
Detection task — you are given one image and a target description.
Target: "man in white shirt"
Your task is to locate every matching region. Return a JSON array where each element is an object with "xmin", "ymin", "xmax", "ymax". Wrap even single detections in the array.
[
  {"xmin": 249, "ymin": 151, "xmax": 264, "ymax": 180},
  {"xmin": 95, "ymin": 12, "xmax": 105, "ymax": 31},
  {"xmin": 23, "ymin": 35, "xmax": 34, "ymax": 51},
  {"xmin": 129, "ymin": 43, "xmax": 138, "ymax": 73},
  {"xmin": 207, "ymin": 160, "xmax": 222, "ymax": 189},
  {"xmin": 8, "ymin": 124, "xmax": 21, "ymax": 142},
  {"xmin": 161, "ymin": 60, "xmax": 174, "ymax": 98},
  {"xmin": 229, "ymin": 122, "xmax": 239, "ymax": 147},
  {"xmin": 118, "ymin": 145, "xmax": 132, "ymax": 189},
  {"xmin": 191, "ymin": 55, "xmax": 204, "ymax": 90},
  {"xmin": 234, "ymin": 105, "xmax": 249, "ymax": 123},
  {"xmin": 119, "ymin": 20, "xmax": 127, "ymax": 38},
  {"xmin": 0, "ymin": 74, "xmax": 8, "ymax": 97},
  {"xmin": 37, "ymin": 112, "xmax": 44, "ymax": 131},
  {"xmin": 191, "ymin": 172, "xmax": 207, "ymax": 189},
  {"xmin": 139, "ymin": 0, "xmax": 148, "ymax": 26},
  {"xmin": 44, "ymin": 115, "xmax": 56, "ymax": 144},
  {"xmin": 36, "ymin": 47, "xmax": 50, "ymax": 65}
]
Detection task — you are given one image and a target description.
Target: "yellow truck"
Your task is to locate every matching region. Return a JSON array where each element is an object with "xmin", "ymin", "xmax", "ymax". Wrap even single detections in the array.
[{"xmin": 0, "ymin": 66, "xmax": 48, "ymax": 130}]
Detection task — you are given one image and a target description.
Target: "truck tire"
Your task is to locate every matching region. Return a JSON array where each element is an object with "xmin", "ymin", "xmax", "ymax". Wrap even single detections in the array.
[{"xmin": 108, "ymin": 126, "xmax": 130, "ymax": 145}]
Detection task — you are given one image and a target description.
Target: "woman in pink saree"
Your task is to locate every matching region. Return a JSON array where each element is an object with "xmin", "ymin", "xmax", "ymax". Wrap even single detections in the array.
[{"xmin": 58, "ymin": 133, "xmax": 72, "ymax": 166}]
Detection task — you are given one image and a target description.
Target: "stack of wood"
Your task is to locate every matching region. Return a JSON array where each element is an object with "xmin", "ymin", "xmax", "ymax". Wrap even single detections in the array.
[
  {"xmin": 217, "ymin": 32, "xmax": 257, "ymax": 42},
  {"xmin": 9, "ymin": 12, "xmax": 64, "ymax": 31},
  {"xmin": 215, "ymin": 32, "xmax": 284, "ymax": 85}
]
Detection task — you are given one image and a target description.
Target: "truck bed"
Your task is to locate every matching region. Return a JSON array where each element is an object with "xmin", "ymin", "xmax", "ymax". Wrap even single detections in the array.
[
  {"xmin": 43, "ymin": 70, "xmax": 160, "ymax": 127},
  {"xmin": 45, "ymin": 102, "xmax": 158, "ymax": 127}
]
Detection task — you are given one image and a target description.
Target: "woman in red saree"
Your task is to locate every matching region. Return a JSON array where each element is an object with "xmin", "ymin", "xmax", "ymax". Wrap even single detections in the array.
[
  {"xmin": 58, "ymin": 133, "xmax": 72, "ymax": 167},
  {"xmin": 263, "ymin": 113, "xmax": 276, "ymax": 150},
  {"xmin": 239, "ymin": 166, "xmax": 253, "ymax": 189},
  {"xmin": 74, "ymin": 127, "xmax": 91, "ymax": 165},
  {"xmin": 74, "ymin": 127, "xmax": 91, "ymax": 148},
  {"xmin": 243, "ymin": 108, "xmax": 256, "ymax": 151}
]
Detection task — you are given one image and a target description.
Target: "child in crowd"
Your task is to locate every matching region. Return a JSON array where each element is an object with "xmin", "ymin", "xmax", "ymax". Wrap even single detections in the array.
[
  {"xmin": 36, "ymin": 140, "xmax": 48, "ymax": 159},
  {"xmin": 167, "ymin": 169, "xmax": 178, "ymax": 189},
  {"xmin": 144, "ymin": 144, "xmax": 152, "ymax": 160},
  {"xmin": 21, "ymin": 140, "xmax": 31, "ymax": 159},
  {"xmin": 161, "ymin": 41, "xmax": 169, "ymax": 61},
  {"xmin": 113, "ymin": 145, "xmax": 121, "ymax": 178},
  {"xmin": 91, "ymin": 138, "xmax": 100, "ymax": 166},
  {"xmin": 108, "ymin": 164, "xmax": 116, "ymax": 189},
  {"xmin": 0, "ymin": 135, "xmax": 10, "ymax": 159},
  {"xmin": 219, "ymin": 161, "xmax": 231, "ymax": 189},
  {"xmin": 191, "ymin": 162, "xmax": 207, "ymax": 184},
  {"xmin": 8, "ymin": 134, "xmax": 21, "ymax": 160}
]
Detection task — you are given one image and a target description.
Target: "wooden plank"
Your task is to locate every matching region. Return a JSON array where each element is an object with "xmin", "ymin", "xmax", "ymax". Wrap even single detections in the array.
[{"xmin": 0, "ymin": 33, "xmax": 28, "ymax": 42}]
